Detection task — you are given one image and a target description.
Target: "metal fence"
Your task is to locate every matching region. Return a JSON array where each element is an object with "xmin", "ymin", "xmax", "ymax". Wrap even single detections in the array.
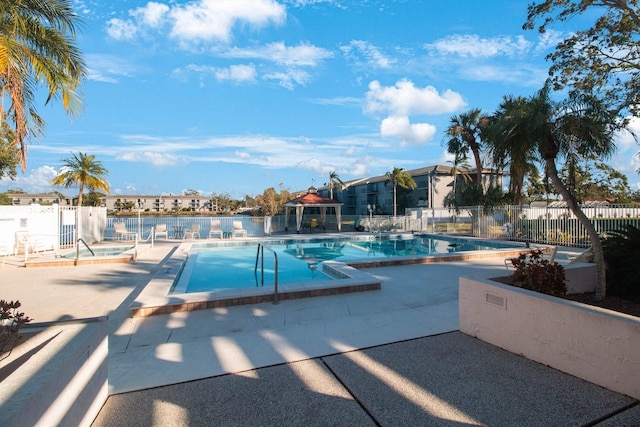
[
  {"xmin": 3, "ymin": 204, "xmax": 638, "ymax": 255},
  {"xmin": 406, "ymin": 204, "xmax": 640, "ymax": 247}
]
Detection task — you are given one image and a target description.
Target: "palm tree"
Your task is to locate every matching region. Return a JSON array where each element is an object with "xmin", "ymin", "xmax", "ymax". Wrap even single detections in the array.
[
  {"xmin": 487, "ymin": 95, "xmax": 541, "ymax": 205},
  {"xmin": 445, "ymin": 108, "xmax": 489, "ymax": 187},
  {"xmin": 328, "ymin": 171, "xmax": 343, "ymax": 199},
  {"xmin": 447, "ymin": 152, "xmax": 471, "ymax": 204},
  {"xmin": 0, "ymin": 0, "xmax": 86, "ymax": 171},
  {"xmin": 50, "ymin": 152, "xmax": 109, "ymax": 207},
  {"xmin": 509, "ymin": 85, "xmax": 618, "ymax": 300},
  {"xmin": 385, "ymin": 167, "xmax": 416, "ymax": 217}
]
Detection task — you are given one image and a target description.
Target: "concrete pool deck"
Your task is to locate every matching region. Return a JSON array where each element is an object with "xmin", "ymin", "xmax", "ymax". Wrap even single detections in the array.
[{"xmin": 1, "ymin": 239, "xmax": 639, "ymax": 425}]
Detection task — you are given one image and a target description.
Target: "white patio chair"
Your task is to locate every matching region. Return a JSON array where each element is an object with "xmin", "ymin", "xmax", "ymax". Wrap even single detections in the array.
[
  {"xmin": 184, "ymin": 223, "xmax": 201, "ymax": 239},
  {"xmin": 155, "ymin": 224, "xmax": 169, "ymax": 239},
  {"xmin": 231, "ymin": 220, "xmax": 247, "ymax": 238},
  {"xmin": 114, "ymin": 222, "xmax": 137, "ymax": 240},
  {"xmin": 209, "ymin": 219, "xmax": 223, "ymax": 239}
]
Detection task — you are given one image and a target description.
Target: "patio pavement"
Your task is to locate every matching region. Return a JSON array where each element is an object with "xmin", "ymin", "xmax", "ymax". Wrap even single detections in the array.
[{"xmin": 2, "ymin": 241, "xmax": 638, "ymax": 426}]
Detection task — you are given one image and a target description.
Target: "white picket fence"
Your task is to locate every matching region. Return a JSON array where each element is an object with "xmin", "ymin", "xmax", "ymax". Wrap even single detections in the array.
[{"xmin": 0, "ymin": 205, "xmax": 107, "ymax": 257}]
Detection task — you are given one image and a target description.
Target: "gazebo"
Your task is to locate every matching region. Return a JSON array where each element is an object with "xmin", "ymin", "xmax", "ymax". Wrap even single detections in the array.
[{"xmin": 284, "ymin": 187, "xmax": 343, "ymax": 233}]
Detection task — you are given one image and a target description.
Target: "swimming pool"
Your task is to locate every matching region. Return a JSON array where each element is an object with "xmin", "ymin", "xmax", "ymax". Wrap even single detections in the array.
[
  {"xmin": 172, "ymin": 234, "xmax": 520, "ymax": 294},
  {"xmin": 61, "ymin": 246, "xmax": 134, "ymax": 258}
]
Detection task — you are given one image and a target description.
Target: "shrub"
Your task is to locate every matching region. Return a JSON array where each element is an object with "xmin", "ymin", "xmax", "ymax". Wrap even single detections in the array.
[
  {"xmin": 0, "ymin": 300, "xmax": 32, "ymax": 354},
  {"xmin": 510, "ymin": 250, "xmax": 567, "ymax": 297},
  {"xmin": 602, "ymin": 224, "xmax": 640, "ymax": 302}
]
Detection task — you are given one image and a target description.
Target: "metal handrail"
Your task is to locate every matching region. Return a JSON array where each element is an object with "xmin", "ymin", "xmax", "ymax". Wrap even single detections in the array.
[
  {"xmin": 77, "ymin": 238, "xmax": 95, "ymax": 257},
  {"xmin": 254, "ymin": 243, "xmax": 279, "ymax": 304}
]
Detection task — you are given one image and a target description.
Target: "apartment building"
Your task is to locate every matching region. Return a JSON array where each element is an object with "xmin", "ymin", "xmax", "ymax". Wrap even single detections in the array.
[{"xmin": 320, "ymin": 165, "xmax": 502, "ymax": 216}]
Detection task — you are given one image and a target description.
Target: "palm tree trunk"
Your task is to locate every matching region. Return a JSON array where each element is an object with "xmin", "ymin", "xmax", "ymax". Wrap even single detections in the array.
[
  {"xmin": 546, "ymin": 158, "xmax": 606, "ymax": 300},
  {"xmin": 472, "ymin": 148, "xmax": 483, "ymax": 188},
  {"xmin": 77, "ymin": 182, "xmax": 84, "ymax": 207},
  {"xmin": 393, "ymin": 183, "xmax": 397, "ymax": 217}
]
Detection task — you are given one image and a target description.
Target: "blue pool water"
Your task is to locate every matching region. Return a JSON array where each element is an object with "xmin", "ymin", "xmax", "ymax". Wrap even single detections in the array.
[
  {"xmin": 62, "ymin": 246, "xmax": 133, "ymax": 258},
  {"xmin": 172, "ymin": 234, "xmax": 518, "ymax": 294}
]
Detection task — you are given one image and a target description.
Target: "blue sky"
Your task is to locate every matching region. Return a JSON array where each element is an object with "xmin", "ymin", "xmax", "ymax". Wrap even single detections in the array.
[{"xmin": 3, "ymin": 0, "xmax": 639, "ymax": 198}]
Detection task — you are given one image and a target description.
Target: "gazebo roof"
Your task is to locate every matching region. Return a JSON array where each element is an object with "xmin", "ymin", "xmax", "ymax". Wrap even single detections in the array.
[{"xmin": 284, "ymin": 187, "xmax": 343, "ymax": 207}]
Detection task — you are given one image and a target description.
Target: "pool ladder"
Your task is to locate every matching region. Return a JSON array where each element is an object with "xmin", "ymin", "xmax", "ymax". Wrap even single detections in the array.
[
  {"xmin": 255, "ymin": 243, "xmax": 279, "ymax": 304},
  {"xmin": 77, "ymin": 238, "xmax": 95, "ymax": 257}
]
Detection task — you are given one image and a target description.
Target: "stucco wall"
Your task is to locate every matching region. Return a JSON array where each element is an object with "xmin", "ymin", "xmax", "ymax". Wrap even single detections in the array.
[{"xmin": 459, "ymin": 277, "xmax": 640, "ymax": 400}]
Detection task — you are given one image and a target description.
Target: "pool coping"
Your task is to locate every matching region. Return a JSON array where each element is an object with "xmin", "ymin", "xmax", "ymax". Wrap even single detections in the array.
[{"xmin": 130, "ymin": 235, "xmax": 535, "ymax": 318}]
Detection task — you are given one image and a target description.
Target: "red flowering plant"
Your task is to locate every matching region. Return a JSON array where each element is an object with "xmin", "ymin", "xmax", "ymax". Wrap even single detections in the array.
[{"xmin": 509, "ymin": 250, "xmax": 567, "ymax": 297}]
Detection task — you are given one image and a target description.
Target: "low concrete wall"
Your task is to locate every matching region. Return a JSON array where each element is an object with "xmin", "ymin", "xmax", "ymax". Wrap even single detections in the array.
[
  {"xmin": 459, "ymin": 277, "xmax": 640, "ymax": 400},
  {"xmin": 0, "ymin": 317, "xmax": 109, "ymax": 427},
  {"xmin": 565, "ymin": 263, "xmax": 596, "ymax": 294}
]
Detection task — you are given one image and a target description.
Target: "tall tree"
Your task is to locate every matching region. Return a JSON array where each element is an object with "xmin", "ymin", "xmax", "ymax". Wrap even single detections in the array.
[
  {"xmin": 50, "ymin": 152, "xmax": 109, "ymax": 207},
  {"xmin": 514, "ymin": 85, "xmax": 619, "ymax": 300},
  {"xmin": 328, "ymin": 171, "xmax": 343, "ymax": 200},
  {"xmin": 0, "ymin": 0, "xmax": 86, "ymax": 171},
  {"xmin": 446, "ymin": 152, "xmax": 471, "ymax": 204},
  {"xmin": 0, "ymin": 119, "xmax": 19, "ymax": 180},
  {"xmin": 385, "ymin": 167, "xmax": 416, "ymax": 217},
  {"xmin": 524, "ymin": 0, "xmax": 640, "ymax": 118},
  {"xmin": 488, "ymin": 95, "xmax": 542, "ymax": 205},
  {"xmin": 445, "ymin": 108, "xmax": 489, "ymax": 186}
]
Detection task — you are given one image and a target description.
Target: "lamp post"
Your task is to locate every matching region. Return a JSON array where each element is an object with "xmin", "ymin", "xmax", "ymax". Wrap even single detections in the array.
[
  {"xmin": 367, "ymin": 204, "xmax": 375, "ymax": 232},
  {"xmin": 135, "ymin": 201, "xmax": 141, "ymax": 238}
]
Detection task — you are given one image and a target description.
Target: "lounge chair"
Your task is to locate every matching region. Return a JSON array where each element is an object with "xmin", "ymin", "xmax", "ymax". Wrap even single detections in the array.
[
  {"xmin": 309, "ymin": 218, "xmax": 318, "ymax": 232},
  {"xmin": 184, "ymin": 223, "xmax": 201, "ymax": 239},
  {"xmin": 14, "ymin": 231, "xmax": 34, "ymax": 255},
  {"xmin": 231, "ymin": 220, "xmax": 247, "ymax": 238},
  {"xmin": 155, "ymin": 224, "xmax": 169, "ymax": 239},
  {"xmin": 345, "ymin": 218, "xmax": 364, "ymax": 232},
  {"xmin": 209, "ymin": 219, "xmax": 223, "ymax": 239},
  {"xmin": 114, "ymin": 222, "xmax": 137, "ymax": 240}
]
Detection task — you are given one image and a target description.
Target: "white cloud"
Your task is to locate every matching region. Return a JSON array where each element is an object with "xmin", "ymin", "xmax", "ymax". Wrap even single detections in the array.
[
  {"xmin": 462, "ymin": 63, "xmax": 547, "ymax": 87},
  {"xmin": 263, "ymin": 69, "xmax": 311, "ymax": 89},
  {"xmin": 215, "ymin": 64, "xmax": 257, "ymax": 82},
  {"xmin": 173, "ymin": 63, "xmax": 257, "ymax": 84},
  {"xmin": 105, "ymin": 18, "xmax": 137, "ymax": 41},
  {"xmin": 611, "ymin": 116, "xmax": 640, "ymax": 180},
  {"xmin": 297, "ymin": 158, "xmax": 324, "ymax": 173},
  {"xmin": 108, "ymin": 0, "xmax": 287, "ymax": 44},
  {"xmin": 380, "ymin": 116, "xmax": 436, "ymax": 145},
  {"xmin": 365, "ymin": 79, "xmax": 466, "ymax": 116},
  {"xmin": 534, "ymin": 29, "xmax": 566, "ymax": 54},
  {"xmin": 0, "ymin": 166, "xmax": 59, "ymax": 194},
  {"xmin": 222, "ymin": 42, "xmax": 333, "ymax": 67},
  {"xmin": 86, "ymin": 54, "xmax": 141, "ymax": 83},
  {"xmin": 616, "ymin": 116, "xmax": 640, "ymax": 151},
  {"xmin": 131, "ymin": 2, "xmax": 170, "ymax": 28},
  {"xmin": 425, "ymin": 34, "xmax": 531, "ymax": 58},
  {"xmin": 340, "ymin": 40, "xmax": 395, "ymax": 69},
  {"xmin": 364, "ymin": 79, "xmax": 464, "ymax": 145},
  {"xmin": 115, "ymin": 151, "xmax": 189, "ymax": 167}
]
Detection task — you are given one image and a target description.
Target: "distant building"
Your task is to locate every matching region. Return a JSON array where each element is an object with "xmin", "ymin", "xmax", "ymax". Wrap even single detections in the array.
[
  {"xmin": 5, "ymin": 193, "xmax": 73, "ymax": 206},
  {"xmin": 318, "ymin": 165, "xmax": 503, "ymax": 216},
  {"xmin": 102, "ymin": 195, "xmax": 214, "ymax": 212}
]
